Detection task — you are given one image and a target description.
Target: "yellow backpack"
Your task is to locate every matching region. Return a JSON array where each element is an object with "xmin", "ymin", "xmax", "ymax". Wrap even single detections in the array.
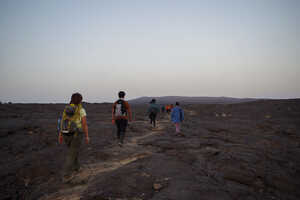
[{"xmin": 60, "ymin": 104, "xmax": 82, "ymax": 135}]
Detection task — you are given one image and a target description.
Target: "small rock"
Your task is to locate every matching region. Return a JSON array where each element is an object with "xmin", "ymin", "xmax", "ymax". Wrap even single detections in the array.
[
  {"xmin": 205, "ymin": 147, "xmax": 220, "ymax": 155},
  {"xmin": 141, "ymin": 172, "xmax": 151, "ymax": 177},
  {"xmin": 265, "ymin": 115, "xmax": 271, "ymax": 119},
  {"xmin": 153, "ymin": 183, "xmax": 163, "ymax": 190},
  {"xmin": 222, "ymin": 113, "xmax": 227, "ymax": 117}
]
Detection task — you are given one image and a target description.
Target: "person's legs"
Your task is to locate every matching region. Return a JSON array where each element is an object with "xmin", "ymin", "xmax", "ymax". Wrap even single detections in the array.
[
  {"xmin": 153, "ymin": 113, "xmax": 157, "ymax": 127},
  {"xmin": 115, "ymin": 119, "xmax": 121, "ymax": 140},
  {"xmin": 63, "ymin": 132, "xmax": 83, "ymax": 178},
  {"xmin": 71, "ymin": 131, "xmax": 83, "ymax": 171},
  {"xmin": 63, "ymin": 135, "xmax": 73, "ymax": 177},
  {"xmin": 175, "ymin": 123, "xmax": 180, "ymax": 133},
  {"xmin": 149, "ymin": 114, "xmax": 153, "ymax": 125},
  {"xmin": 149, "ymin": 113, "xmax": 156, "ymax": 127},
  {"xmin": 119, "ymin": 119, "xmax": 128, "ymax": 144}
]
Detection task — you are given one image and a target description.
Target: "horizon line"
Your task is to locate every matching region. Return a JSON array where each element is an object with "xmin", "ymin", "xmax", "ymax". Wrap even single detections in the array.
[{"xmin": 1, "ymin": 95, "xmax": 300, "ymax": 104}]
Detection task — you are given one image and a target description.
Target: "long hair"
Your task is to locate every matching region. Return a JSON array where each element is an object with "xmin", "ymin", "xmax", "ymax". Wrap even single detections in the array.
[{"xmin": 70, "ymin": 93, "xmax": 83, "ymax": 105}]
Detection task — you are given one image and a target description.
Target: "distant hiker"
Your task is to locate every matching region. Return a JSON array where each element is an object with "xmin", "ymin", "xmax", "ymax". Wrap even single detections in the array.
[
  {"xmin": 161, "ymin": 105, "xmax": 165, "ymax": 113},
  {"xmin": 166, "ymin": 105, "xmax": 171, "ymax": 114},
  {"xmin": 147, "ymin": 99, "xmax": 160, "ymax": 127},
  {"xmin": 58, "ymin": 93, "xmax": 89, "ymax": 182},
  {"xmin": 170, "ymin": 104, "xmax": 174, "ymax": 110},
  {"xmin": 112, "ymin": 91, "xmax": 132, "ymax": 146},
  {"xmin": 171, "ymin": 102, "xmax": 184, "ymax": 135}
]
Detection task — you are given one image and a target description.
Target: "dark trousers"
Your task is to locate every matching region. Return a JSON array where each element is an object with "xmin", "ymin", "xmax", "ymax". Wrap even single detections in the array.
[
  {"xmin": 115, "ymin": 118, "xmax": 128, "ymax": 143},
  {"xmin": 63, "ymin": 131, "xmax": 83, "ymax": 177},
  {"xmin": 149, "ymin": 112, "xmax": 157, "ymax": 127}
]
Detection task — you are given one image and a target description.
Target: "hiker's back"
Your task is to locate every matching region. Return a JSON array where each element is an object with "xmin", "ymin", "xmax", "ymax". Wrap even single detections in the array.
[
  {"xmin": 171, "ymin": 106, "xmax": 183, "ymax": 122},
  {"xmin": 113, "ymin": 99, "xmax": 131, "ymax": 120},
  {"xmin": 112, "ymin": 91, "xmax": 132, "ymax": 145},
  {"xmin": 114, "ymin": 99, "xmax": 127, "ymax": 117},
  {"xmin": 60, "ymin": 104, "xmax": 85, "ymax": 134},
  {"xmin": 149, "ymin": 103, "xmax": 159, "ymax": 114}
]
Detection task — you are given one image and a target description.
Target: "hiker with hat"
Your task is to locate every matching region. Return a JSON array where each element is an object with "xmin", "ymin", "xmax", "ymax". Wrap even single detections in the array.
[
  {"xmin": 58, "ymin": 92, "xmax": 89, "ymax": 182},
  {"xmin": 147, "ymin": 98, "xmax": 160, "ymax": 128},
  {"xmin": 112, "ymin": 91, "xmax": 132, "ymax": 146},
  {"xmin": 171, "ymin": 102, "xmax": 184, "ymax": 135}
]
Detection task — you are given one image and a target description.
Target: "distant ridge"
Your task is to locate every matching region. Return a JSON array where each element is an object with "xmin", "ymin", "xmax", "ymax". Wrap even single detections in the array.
[{"xmin": 128, "ymin": 96, "xmax": 258, "ymax": 105}]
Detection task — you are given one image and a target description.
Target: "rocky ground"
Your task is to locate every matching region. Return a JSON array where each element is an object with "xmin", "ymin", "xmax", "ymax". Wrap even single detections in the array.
[{"xmin": 0, "ymin": 99, "xmax": 300, "ymax": 200}]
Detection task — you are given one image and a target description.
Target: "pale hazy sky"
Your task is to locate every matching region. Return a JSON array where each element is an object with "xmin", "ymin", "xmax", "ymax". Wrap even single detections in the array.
[{"xmin": 0, "ymin": 0, "xmax": 299, "ymax": 103}]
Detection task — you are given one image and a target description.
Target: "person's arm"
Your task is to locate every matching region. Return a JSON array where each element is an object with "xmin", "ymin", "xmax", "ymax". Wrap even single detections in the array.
[
  {"xmin": 170, "ymin": 109, "xmax": 174, "ymax": 120},
  {"xmin": 58, "ymin": 116, "xmax": 63, "ymax": 144},
  {"xmin": 180, "ymin": 108, "xmax": 184, "ymax": 121},
  {"xmin": 157, "ymin": 105, "xmax": 160, "ymax": 113},
  {"xmin": 58, "ymin": 131, "xmax": 63, "ymax": 144},
  {"xmin": 126, "ymin": 102, "xmax": 132, "ymax": 122},
  {"xmin": 82, "ymin": 116, "xmax": 89, "ymax": 144},
  {"xmin": 112, "ymin": 103, "xmax": 116, "ymax": 123}
]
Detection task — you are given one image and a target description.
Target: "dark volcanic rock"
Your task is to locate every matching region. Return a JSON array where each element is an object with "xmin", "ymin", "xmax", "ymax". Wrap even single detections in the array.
[{"xmin": 0, "ymin": 99, "xmax": 300, "ymax": 200}]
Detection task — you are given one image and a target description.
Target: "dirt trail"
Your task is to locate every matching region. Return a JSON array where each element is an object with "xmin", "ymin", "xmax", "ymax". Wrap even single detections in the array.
[
  {"xmin": 40, "ymin": 117, "xmax": 170, "ymax": 200},
  {"xmin": 186, "ymin": 109, "xmax": 197, "ymax": 116}
]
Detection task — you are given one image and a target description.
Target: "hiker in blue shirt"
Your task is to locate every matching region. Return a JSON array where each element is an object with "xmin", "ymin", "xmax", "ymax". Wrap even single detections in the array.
[{"xmin": 171, "ymin": 102, "xmax": 184, "ymax": 135}]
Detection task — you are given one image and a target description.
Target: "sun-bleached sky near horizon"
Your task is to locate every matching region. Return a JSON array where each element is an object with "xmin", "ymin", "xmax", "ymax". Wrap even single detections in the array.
[{"xmin": 0, "ymin": 0, "xmax": 299, "ymax": 103}]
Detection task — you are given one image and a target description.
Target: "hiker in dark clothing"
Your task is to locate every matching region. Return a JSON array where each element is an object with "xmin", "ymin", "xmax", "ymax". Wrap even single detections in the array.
[
  {"xmin": 112, "ymin": 91, "xmax": 132, "ymax": 146},
  {"xmin": 58, "ymin": 93, "xmax": 89, "ymax": 183},
  {"xmin": 161, "ymin": 105, "xmax": 165, "ymax": 113},
  {"xmin": 147, "ymin": 99, "xmax": 160, "ymax": 127}
]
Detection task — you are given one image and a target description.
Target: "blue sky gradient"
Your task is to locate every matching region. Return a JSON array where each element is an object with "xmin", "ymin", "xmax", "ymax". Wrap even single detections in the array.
[{"xmin": 0, "ymin": 0, "xmax": 299, "ymax": 103}]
